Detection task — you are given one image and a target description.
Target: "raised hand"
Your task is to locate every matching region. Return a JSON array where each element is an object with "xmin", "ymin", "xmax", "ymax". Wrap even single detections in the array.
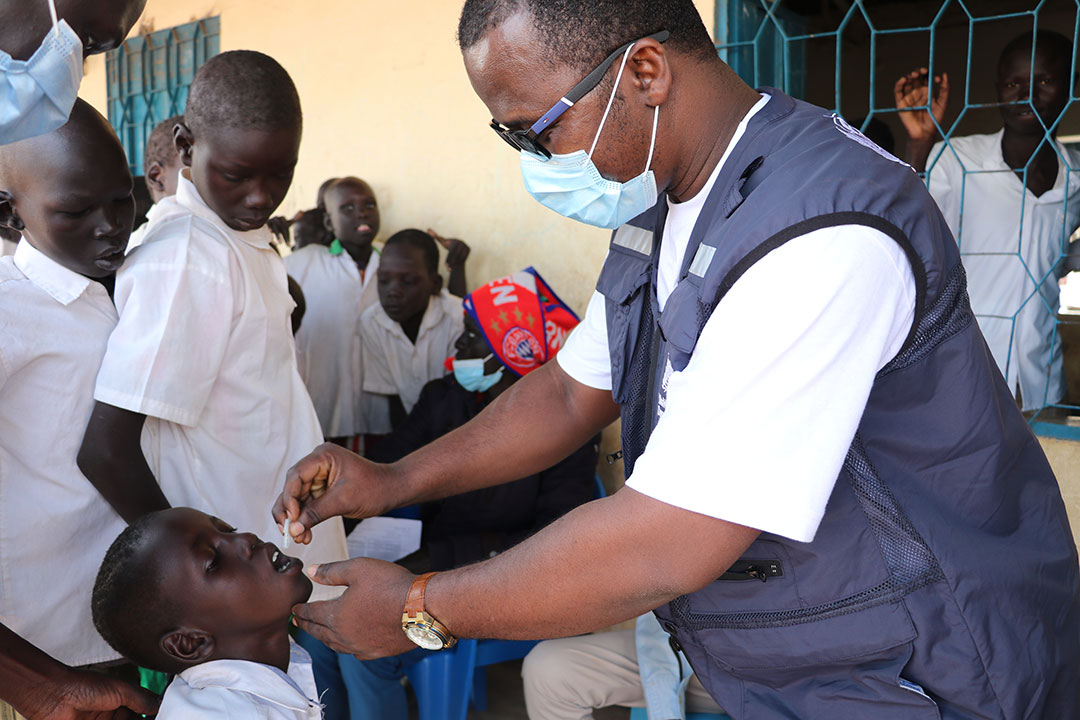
[{"xmin": 894, "ymin": 68, "xmax": 949, "ymax": 142}]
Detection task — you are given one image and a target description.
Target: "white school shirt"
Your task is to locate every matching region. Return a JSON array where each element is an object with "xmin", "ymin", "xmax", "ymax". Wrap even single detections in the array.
[
  {"xmin": 94, "ymin": 174, "xmax": 347, "ymax": 601},
  {"xmin": 359, "ymin": 289, "xmax": 463, "ymax": 430},
  {"xmin": 126, "ymin": 201, "xmax": 168, "ymax": 254},
  {"xmin": 158, "ymin": 638, "xmax": 322, "ymax": 719},
  {"xmin": 0, "ymin": 241, "xmax": 126, "ymax": 666},
  {"xmin": 0, "ymin": 237, "xmax": 16, "ymax": 257},
  {"xmin": 558, "ymin": 95, "xmax": 916, "ymax": 543},
  {"xmin": 285, "ymin": 243, "xmax": 383, "ymax": 438},
  {"xmin": 927, "ymin": 131, "xmax": 1080, "ymax": 410}
]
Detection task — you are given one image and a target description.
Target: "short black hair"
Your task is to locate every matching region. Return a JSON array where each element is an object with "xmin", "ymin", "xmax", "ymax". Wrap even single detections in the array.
[
  {"xmin": 184, "ymin": 51, "xmax": 302, "ymax": 137},
  {"xmin": 998, "ymin": 30, "xmax": 1073, "ymax": 78},
  {"xmin": 457, "ymin": 0, "xmax": 717, "ymax": 72},
  {"xmin": 143, "ymin": 115, "xmax": 184, "ymax": 176},
  {"xmin": 384, "ymin": 229, "xmax": 439, "ymax": 276},
  {"xmin": 316, "ymin": 177, "xmax": 339, "ymax": 210},
  {"xmin": 91, "ymin": 513, "xmax": 178, "ymax": 672}
]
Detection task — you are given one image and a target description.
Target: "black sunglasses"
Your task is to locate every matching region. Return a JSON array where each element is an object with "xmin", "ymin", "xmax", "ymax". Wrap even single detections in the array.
[{"xmin": 490, "ymin": 30, "xmax": 670, "ymax": 159}]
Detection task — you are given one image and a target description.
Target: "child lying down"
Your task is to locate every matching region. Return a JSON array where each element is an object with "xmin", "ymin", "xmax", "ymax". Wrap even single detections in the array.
[{"xmin": 91, "ymin": 508, "xmax": 323, "ymax": 719}]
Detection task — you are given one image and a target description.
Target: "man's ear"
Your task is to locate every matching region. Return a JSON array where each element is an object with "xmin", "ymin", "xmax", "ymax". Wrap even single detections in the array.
[
  {"xmin": 322, "ymin": 209, "xmax": 335, "ymax": 236},
  {"xmin": 628, "ymin": 38, "xmax": 672, "ymax": 107},
  {"xmin": 174, "ymin": 123, "xmax": 195, "ymax": 168},
  {"xmin": 160, "ymin": 628, "xmax": 215, "ymax": 665},
  {"xmin": 432, "ymin": 272, "xmax": 443, "ymax": 296},
  {"xmin": 0, "ymin": 191, "xmax": 24, "ymax": 232},
  {"xmin": 146, "ymin": 161, "xmax": 166, "ymax": 195}
]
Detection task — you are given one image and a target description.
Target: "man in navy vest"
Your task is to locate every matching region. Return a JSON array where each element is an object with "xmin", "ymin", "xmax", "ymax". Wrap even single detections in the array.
[{"xmin": 276, "ymin": 1, "xmax": 1080, "ymax": 717}]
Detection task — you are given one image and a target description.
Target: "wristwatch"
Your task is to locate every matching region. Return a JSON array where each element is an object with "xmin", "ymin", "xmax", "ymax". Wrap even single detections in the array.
[{"xmin": 401, "ymin": 572, "xmax": 457, "ymax": 650}]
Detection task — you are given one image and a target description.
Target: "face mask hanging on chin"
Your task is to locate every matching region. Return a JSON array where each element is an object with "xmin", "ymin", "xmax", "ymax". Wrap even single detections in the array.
[
  {"xmin": 519, "ymin": 42, "xmax": 660, "ymax": 230},
  {"xmin": 453, "ymin": 354, "xmax": 505, "ymax": 393},
  {"xmin": 0, "ymin": 0, "xmax": 84, "ymax": 146}
]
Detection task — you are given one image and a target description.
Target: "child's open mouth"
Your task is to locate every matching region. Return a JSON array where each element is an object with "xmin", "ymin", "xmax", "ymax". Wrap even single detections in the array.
[{"xmin": 270, "ymin": 549, "xmax": 298, "ymax": 574}]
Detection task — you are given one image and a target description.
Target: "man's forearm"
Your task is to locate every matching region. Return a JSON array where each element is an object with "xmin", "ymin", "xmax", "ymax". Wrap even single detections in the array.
[
  {"xmin": 904, "ymin": 137, "xmax": 935, "ymax": 173},
  {"xmin": 448, "ymin": 265, "xmax": 467, "ymax": 298},
  {"xmin": 78, "ymin": 402, "xmax": 170, "ymax": 524},
  {"xmin": 393, "ymin": 362, "xmax": 618, "ymax": 505},
  {"xmin": 425, "ymin": 487, "xmax": 760, "ymax": 640}
]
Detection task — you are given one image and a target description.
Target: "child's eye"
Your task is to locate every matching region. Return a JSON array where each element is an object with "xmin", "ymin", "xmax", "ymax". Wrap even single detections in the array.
[
  {"xmin": 221, "ymin": 173, "xmax": 244, "ymax": 183},
  {"xmin": 206, "ymin": 549, "xmax": 219, "ymax": 573},
  {"xmin": 59, "ymin": 206, "xmax": 92, "ymax": 219}
]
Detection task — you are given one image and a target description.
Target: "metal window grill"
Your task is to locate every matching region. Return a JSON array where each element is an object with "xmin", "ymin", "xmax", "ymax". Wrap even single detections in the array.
[
  {"xmin": 105, "ymin": 17, "xmax": 221, "ymax": 177},
  {"xmin": 717, "ymin": 0, "xmax": 1080, "ymax": 428}
]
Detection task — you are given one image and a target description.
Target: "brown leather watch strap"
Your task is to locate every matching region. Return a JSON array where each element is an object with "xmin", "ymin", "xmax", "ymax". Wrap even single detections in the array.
[{"xmin": 404, "ymin": 572, "xmax": 437, "ymax": 619}]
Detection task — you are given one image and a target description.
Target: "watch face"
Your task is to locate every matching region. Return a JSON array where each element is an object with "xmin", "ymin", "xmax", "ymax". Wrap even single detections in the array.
[{"xmin": 406, "ymin": 624, "xmax": 445, "ymax": 650}]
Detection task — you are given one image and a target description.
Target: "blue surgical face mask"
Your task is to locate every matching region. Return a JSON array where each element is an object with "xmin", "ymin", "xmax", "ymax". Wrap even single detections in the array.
[
  {"xmin": 0, "ymin": 0, "xmax": 84, "ymax": 145},
  {"xmin": 453, "ymin": 354, "xmax": 505, "ymax": 393},
  {"xmin": 520, "ymin": 43, "xmax": 659, "ymax": 229}
]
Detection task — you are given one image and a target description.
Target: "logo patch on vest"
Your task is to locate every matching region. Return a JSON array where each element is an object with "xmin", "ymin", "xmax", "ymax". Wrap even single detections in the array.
[{"xmin": 828, "ymin": 113, "xmax": 908, "ymax": 167}]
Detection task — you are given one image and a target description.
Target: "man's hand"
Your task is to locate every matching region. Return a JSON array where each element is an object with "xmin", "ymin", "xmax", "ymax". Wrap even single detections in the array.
[
  {"xmin": 273, "ymin": 443, "xmax": 404, "ymax": 545},
  {"xmin": 894, "ymin": 68, "xmax": 949, "ymax": 142},
  {"xmin": 428, "ymin": 229, "xmax": 470, "ymax": 269},
  {"xmin": 292, "ymin": 559, "xmax": 418, "ymax": 659},
  {"xmin": 15, "ymin": 668, "xmax": 160, "ymax": 720}
]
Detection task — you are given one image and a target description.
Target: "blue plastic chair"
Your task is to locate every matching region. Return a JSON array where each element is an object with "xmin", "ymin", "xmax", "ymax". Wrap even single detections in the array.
[
  {"xmin": 629, "ymin": 709, "xmax": 730, "ymax": 720},
  {"xmin": 404, "ymin": 475, "xmax": 608, "ymax": 720}
]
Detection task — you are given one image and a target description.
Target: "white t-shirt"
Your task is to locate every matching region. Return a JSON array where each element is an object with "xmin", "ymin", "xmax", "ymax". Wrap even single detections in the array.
[
  {"xmin": 360, "ymin": 289, "xmax": 463, "ymax": 431},
  {"xmin": 285, "ymin": 243, "xmax": 383, "ymax": 438},
  {"xmin": 158, "ymin": 639, "xmax": 322, "ymax": 719},
  {"xmin": 0, "ymin": 241, "xmax": 126, "ymax": 666},
  {"xmin": 927, "ymin": 131, "xmax": 1080, "ymax": 410},
  {"xmin": 94, "ymin": 173, "xmax": 347, "ymax": 601},
  {"xmin": 558, "ymin": 96, "xmax": 916, "ymax": 543}
]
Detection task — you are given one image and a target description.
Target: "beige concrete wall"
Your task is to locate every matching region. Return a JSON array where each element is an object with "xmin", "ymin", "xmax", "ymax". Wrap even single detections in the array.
[
  {"xmin": 78, "ymin": 0, "xmax": 716, "ymax": 319},
  {"xmin": 1040, "ymin": 437, "xmax": 1080, "ymax": 552}
]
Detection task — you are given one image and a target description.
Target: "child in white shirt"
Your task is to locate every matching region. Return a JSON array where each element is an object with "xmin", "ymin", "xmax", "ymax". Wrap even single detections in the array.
[
  {"xmin": 360, "ymin": 229, "xmax": 466, "ymax": 432},
  {"xmin": 92, "ymin": 508, "xmax": 323, "ymax": 719},
  {"xmin": 77, "ymin": 50, "xmax": 348, "ymax": 601},
  {"xmin": 0, "ymin": 100, "xmax": 134, "ymax": 669}
]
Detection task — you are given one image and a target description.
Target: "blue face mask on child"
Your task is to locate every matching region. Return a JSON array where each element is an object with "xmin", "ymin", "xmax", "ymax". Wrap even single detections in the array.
[
  {"xmin": 453, "ymin": 354, "xmax": 504, "ymax": 393},
  {"xmin": 0, "ymin": 0, "xmax": 84, "ymax": 145},
  {"xmin": 519, "ymin": 42, "xmax": 659, "ymax": 230}
]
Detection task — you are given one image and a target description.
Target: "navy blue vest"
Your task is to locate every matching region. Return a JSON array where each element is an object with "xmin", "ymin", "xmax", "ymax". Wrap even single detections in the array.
[{"xmin": 598, "ymin": 91, "xmax": 1080, "ymax": 719}]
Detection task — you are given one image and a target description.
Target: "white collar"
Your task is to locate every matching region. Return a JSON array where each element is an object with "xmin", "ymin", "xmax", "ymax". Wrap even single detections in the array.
[
  {"xmin": 174, "ymin": 639, "xmax": 320, "ymax": 712},
  {"xmin": 175, "ymin": 171, "xmax": 274, "ymax": 249},
  {"xmin": 13, "ymin": 238, "xmax": 93, "ymax": 306}
]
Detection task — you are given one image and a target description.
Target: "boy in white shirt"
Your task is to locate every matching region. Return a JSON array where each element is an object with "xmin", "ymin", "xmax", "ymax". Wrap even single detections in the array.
[
  {"xmin": 360, "ymin": 229, "xmax": 466, "ymax": 431},
  {"xmin": 77, "ymin": 51, "xmax": 348, "ymax": 602},
  {"xmin": 0, "ymin": 99, "xmax": 158, "ymax": 716},
  {"xmin": 92, "ymin": 508, "xmax": 323, "ymax": 719},
  {"xmin": 285, "ymin": 177, "xmax": 383, "ymax": 445}
]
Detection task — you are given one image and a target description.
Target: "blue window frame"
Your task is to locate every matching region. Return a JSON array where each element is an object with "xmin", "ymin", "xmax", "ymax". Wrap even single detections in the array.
[
  {"xmin": 715, "ymin": 1, "xmax": 1080, "ymax": 438},
  {"xmin": 105, "ymin": 17, "xmax": 221, "ymax": 177}
]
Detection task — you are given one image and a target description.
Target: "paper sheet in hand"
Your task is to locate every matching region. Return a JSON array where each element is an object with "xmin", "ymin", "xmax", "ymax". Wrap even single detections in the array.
[{"xmin": 346, "ymin": 517, "xmax": 423, "ymax": 562}]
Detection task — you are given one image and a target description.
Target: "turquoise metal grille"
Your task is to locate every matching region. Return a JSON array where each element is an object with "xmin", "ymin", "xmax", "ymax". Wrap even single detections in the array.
[
  {"xmin": 105, "ymin": 17, "xmax": 221, "ymax": 177},
  {"xmin": 717, "ymin": 0, "xmax": 1080, "ymax": 430}
]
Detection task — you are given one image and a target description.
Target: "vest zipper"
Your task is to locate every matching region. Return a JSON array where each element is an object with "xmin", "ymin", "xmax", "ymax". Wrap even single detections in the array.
[{"xmin": 718, "ymin": 559, "xmax": 783, "ymax": 582}]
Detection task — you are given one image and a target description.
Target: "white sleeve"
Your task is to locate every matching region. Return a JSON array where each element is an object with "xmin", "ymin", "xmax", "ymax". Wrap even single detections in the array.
[
  {"xmin": 926, "ymin": 140, "xmax": 960, "ymax": 237},
  {"xmin": 556, "ymin": 290, "xmax": 613, "ymax": 390},
  {"xmin": 94, "ymin": 231, "xmax": 235, "ymax": 426},
  {"xmin": 626, "ymin": 225, "xmax": 916, "ymax": 543},
  {"xmin": 359, "ymin": 311, "xmax": 396, "ymax": 395}
]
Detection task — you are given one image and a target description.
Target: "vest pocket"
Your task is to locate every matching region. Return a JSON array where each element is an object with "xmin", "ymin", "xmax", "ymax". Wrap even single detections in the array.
[{"xmin": 597, "ymin": 245, "xmax": 651, "ymax": 404}]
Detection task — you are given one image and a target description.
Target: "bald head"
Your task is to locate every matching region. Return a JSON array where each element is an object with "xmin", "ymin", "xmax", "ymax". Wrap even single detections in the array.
[{"xmin": 0, "ymin": 99, "xmax": 134, "ymax": 278}]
